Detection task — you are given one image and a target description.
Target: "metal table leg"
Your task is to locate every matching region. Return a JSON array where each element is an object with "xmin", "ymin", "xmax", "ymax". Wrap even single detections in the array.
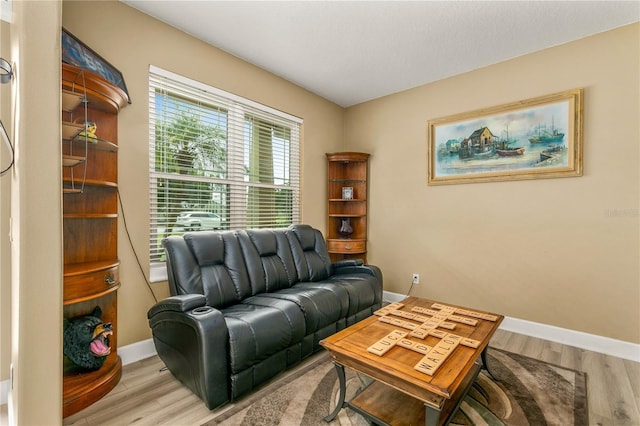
[
  {"xmin": 425, "ymin": 363, "xmax": 483, "ymax": 426},
  {"xmin": 324, "ymin": 361, "xmax": 347, "ymax": 422},
  {"xmin": 424, "ymin": 404, "xmax": 442, "ymax": 426},
  {"xmin": 481, "ymin": 347, "xmax": 499, "ymax": 381}
]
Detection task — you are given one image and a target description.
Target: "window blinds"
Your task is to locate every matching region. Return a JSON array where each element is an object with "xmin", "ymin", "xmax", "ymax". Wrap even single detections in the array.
[{"xmin": 148, "ymin": 66, "xmax": 301, "ymax": 279}]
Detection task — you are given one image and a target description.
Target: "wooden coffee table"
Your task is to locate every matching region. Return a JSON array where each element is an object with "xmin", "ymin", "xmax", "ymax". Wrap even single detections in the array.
[{"xmin": 320, "ymin": 296, "xmax": 504, "ymax": 426}]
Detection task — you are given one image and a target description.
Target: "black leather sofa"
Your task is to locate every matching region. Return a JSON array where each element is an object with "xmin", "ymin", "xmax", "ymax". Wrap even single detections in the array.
[{"xmin": 147, "ymin": 224, "xmax": 383, "ymax": 409}]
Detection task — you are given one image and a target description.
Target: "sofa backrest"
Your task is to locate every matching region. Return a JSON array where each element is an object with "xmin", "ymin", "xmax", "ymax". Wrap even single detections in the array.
[
  {"xmin": 237, "ymin": 229, "xmax": 299, "ymax": 294},
  {"xmin": 163, "ymin": 231, "xmax": 251, "ymax": 308},
  {"xmin": 163, "ymin": 225, "xmax": 335, "ymax": 304},
  {"xmin": 286, "ymin": 224, "xmax": 333, "ymax": 282}
]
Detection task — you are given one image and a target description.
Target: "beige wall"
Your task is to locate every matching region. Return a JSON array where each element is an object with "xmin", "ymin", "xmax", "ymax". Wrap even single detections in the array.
[
  {"xmin": 61, "ymin": 0, "xmax": 345, "ymax": 347},
  {"xmin": 6, "ymin": 1, "xmax": 64, "ymax": 424},
  {"xmin": 345, "ymin": 23, "xmax": 640, "ymax": 344}
]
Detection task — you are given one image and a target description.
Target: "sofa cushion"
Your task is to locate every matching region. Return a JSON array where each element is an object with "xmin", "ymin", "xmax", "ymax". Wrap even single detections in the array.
[
  {"xmin": 290, "ymin": 281, "xmax": 350, "ymax": 319},
  {"xmin": 222, "ymin": 302, "xmax": 305, "ymax": 374},
  {"xmin": 163, "ymin": 232, "xmax": 252, "ymax": 308},
  {"xmin": 238, "ymin": 229, "xmax": 298, "ymax": 294},
  {"xmin": 286, "ymin": 225, "xmax": 333, "ymax": 282},
  {"xmin": 186, "ymin": 231, "xmax": 252, "ymax": 307},
  {"xmin": 324, "ymin": 275, "xmax": 377, "ymax": 317},
  {"xmin": 247, "ymin": 284, "xmax": 347, "ymax": 333}
]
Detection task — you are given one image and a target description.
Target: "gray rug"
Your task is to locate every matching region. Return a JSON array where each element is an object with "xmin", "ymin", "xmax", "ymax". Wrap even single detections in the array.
[{"xmin": 203, "ymin": 348, "xmax": 588, "ymax": 426}]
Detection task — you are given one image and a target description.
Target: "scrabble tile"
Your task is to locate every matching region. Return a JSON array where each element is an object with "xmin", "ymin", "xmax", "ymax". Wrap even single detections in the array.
[
  {"xmin": 439, "ymin": 322, "xmax": 456, "ymax": 330},
  {"xmin": 397, "ymin": 338, "xmax": 432, "ymax": 355},
  {"xmin": 414, "ymin": 349, "xmax": 453, "ymax": 375},
  {"xmin": 366, "ymin": 329, "xmax": 407, "ymax": 356},
  {"xmin": 429, "ymin": 329, "xmax": 447, "ymax": 338},
  {"xmin": 432, "ymin": 314, "xmax": 450, "ymax": 321},
  {"xmin": 390, "ymin": 318, "xmax": 405, "ymax": 326},
  {"xmin": 396, "ymin": 338, "xmax": 416, "ymax": 350},
  {"xmin": 481, "ymin": 313, "xmax": 499, "ymax": 322},
  {"xmin": 388, "ymin": 329, "xmax": 408, "ymax": 339},
  {"xmin": 411, "ymin": 306, "xmax": 429, "ymax": 314},
  {"xmin": 448, "ymin": 315, "xmax": 478, "ymax": 326},
  {"xmin": 379, "ymin": 316, "xmax": 394, "ymax": 324},
  {"xmin": 415, "ymin": 358, "xmax": 438, "ymax": 375},
  {"xmin": 367, "ymin": 342, "xmax": 391, "ymax": 356},
  {"xmin": 434, "ymin": 335, "xmax": 459, "ymax": 349},
  {"xmin": 460, "ymin": 338, "xmax": 481, "ymax": 348},
  {"xmin": 414, "ymin": 315, "xmax": 430, "ymax": 323},
  {"xmin": 410, "ymin": 329, "xmax": 429, "ymax": 339}
]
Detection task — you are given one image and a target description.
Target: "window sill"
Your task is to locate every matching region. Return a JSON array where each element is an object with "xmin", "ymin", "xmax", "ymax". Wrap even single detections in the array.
[{"xmin": 150, "ymin": 263, "xmax": 168, "ymax": 283}]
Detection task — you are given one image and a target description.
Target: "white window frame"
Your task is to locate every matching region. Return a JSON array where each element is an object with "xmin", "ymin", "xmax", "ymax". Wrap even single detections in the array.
[{"xmin": 149, "ymin": 66, "xmax": 302, "ymax": 282}]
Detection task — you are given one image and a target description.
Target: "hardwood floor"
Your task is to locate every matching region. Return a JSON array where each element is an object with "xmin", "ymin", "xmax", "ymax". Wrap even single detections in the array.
[{"xmin": 2, "ymin": 329, "xmax": 638, "ymax": 425}]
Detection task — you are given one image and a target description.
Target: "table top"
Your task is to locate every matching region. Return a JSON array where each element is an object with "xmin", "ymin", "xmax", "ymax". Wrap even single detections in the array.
[{"xmin": 320, "ymin": 296, "xmax": 503, "ymax": 406}]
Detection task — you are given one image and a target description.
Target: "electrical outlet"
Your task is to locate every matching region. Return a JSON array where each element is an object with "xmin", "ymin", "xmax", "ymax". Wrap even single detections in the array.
[{"xmin": 412, "ymin": 273, "xmax": 420, "ymax": 285}]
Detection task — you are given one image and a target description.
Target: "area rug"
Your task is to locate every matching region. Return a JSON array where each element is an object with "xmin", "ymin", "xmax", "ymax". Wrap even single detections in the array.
[{"xmin": 203, "ymin": 348, "xmax": 588, "ymax": 426}]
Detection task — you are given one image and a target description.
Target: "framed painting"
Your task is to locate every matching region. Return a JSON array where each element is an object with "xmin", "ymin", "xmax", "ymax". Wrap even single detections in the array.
[
  {"xmin": 62, "ymin": 28, "xmax": 131, "ymax": 103},
  {"xmin": 427, "ymin": 89, "xmax": 582, "ymax": 185}
]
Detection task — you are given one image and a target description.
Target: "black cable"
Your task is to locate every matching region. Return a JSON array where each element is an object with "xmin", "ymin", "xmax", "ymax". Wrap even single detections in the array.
[
  {"xmin": 117, "ymin": 187, "xmax": 158, "ymax": 304},
  {"xmin": 0, "ymin": 119, "xmax": 15, "ymax": 176},
  {"xmin": 406, "ymin": 280, "xmax": 415, "ymax": 297}
]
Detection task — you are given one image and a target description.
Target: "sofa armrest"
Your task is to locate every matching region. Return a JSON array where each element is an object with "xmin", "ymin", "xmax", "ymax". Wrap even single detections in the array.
[
  {"xmin": 333, "ymin": 262, "xmax": 381, "ymax": 279},
  {"xmin": 147, "ymin": 294, "xmax": 207, "ymax": 318},
  {"xmin": 332, "ymin": 263, "xmax": 384, "ymax": 305},
  {"xmin": 332, "ymin": 259, "xmax": 364, "ymax": 268},
  {"xmin": 148, "ymin": 297, "xmax": 230, "ymax": 409}
]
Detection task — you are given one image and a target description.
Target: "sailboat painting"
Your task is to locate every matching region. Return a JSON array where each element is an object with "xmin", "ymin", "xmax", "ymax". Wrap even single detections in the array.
[{"xmin": 427, "ymin": 89, "xmax": 583, "ymax": 185}]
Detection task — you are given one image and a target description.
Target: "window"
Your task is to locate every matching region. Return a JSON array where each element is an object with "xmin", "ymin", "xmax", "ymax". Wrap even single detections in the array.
[{"xmin": 149, "ymin": 66, "xmax": 301, "ymax": 281}]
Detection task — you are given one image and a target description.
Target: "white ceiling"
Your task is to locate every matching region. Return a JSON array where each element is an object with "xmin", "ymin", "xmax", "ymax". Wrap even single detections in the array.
[{"xmin": 123, "ymin": 1, "xmax": 640, "ymax": 107}]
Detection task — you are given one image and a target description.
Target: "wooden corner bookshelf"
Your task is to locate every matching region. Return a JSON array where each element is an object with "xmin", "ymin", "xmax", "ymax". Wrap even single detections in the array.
[
  {"xmin": 326, "ymin": 152, "xmax": 370, "ymax": 263},
  {"xmin": 61, "ymin": 63, "xmax": 128, "ymax": 417}
]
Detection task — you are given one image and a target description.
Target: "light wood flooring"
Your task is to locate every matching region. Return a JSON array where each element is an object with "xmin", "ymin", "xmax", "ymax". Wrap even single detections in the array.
[{"xmin": 2, "ymin": 329, "xmax": 639, "ymax": 425}]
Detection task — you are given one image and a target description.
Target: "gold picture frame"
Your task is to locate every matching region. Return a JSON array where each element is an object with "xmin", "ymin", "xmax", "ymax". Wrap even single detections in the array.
[{"xmin": 427, "ymin": 89, "xmax": 583, "ymax": 185}]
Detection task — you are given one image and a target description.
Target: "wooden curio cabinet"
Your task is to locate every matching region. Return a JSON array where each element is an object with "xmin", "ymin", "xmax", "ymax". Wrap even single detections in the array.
[
  {"xmin": 61, "ymin": 63, "xmax": 128, "ymax": 417},
  {"xmin": 326, "ymin": 152, "xmax": 369, "ymax": 263}
]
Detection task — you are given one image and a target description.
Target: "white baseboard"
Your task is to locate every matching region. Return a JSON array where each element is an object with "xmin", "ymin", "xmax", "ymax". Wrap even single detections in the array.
[
  {"xmin": 119, "ymin": 338, "xmax": 158, "ymax": 366},
  {"xmin": 383, "ymin": 290, "xmax": 640, "ymax": 362},
  {"xmin": 383, "ymin": 291, "xmax": 409, "ymax": 304}
]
